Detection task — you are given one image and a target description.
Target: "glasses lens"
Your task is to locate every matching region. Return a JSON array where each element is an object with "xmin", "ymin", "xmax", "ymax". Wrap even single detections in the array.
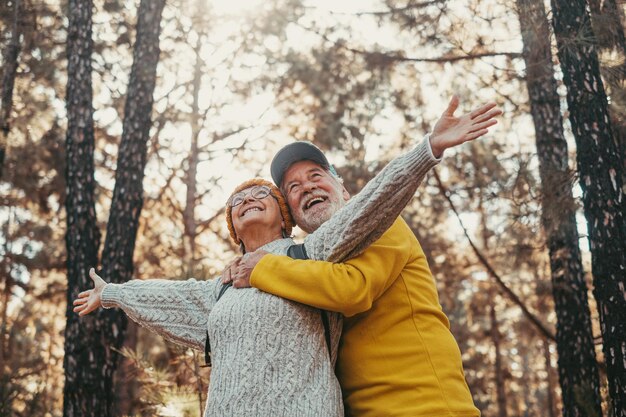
[
  {"xmin": 228, "ymin": 186, "xmax": 271, "ymax": 207},
  {"xmin": 229, "ymin": 192, "xmax": 245, "ymax": 207}
]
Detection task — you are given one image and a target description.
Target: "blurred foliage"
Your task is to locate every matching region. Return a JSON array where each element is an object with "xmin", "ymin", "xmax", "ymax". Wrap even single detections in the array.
[{"xmin": 1, "ymin": 0, "xmax": 623, "ymax": 415}]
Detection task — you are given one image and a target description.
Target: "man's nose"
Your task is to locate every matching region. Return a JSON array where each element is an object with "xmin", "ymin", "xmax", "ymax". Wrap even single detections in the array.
[{"xmin": 302, "ymin": 181, "xmax": 317, "ymax": 193}]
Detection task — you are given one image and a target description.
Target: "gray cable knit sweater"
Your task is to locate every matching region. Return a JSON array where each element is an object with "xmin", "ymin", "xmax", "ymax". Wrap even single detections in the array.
[{"xmin": 101, "ymin": 137, "xmax": 439, "ymax": 417}]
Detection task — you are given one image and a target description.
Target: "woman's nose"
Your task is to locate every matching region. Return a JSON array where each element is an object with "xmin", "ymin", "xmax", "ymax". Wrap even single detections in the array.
[{"xmin": 243, "ymin": 194, "xmax": 257, "ymax": 203}]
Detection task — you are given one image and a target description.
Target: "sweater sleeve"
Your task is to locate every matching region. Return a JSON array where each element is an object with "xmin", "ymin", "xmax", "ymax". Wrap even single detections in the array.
[
  {"xmin": 303, "ymin": 136, "xmax": 440, "ymax": 262},
  {"xmin": 101, "ymin": 278, "xmax": 220, "ymax": 351},
  {"xmin": 252, "ymin": 218, "xmax": 413, "ymax": 317}
]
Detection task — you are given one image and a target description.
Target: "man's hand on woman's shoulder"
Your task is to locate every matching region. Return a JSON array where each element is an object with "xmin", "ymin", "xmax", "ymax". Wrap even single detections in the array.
[{"xmin": 222, "ymin": 250, "xmax": 269, "ymax": 288}]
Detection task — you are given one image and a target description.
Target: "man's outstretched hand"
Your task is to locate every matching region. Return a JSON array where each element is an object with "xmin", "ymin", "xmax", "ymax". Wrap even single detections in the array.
[
  {"xmin": 222, "ymin": 250, "xmax": 269, "ymax": 288},
  {"xmin": 73, "ymin": 268, "xmax": 106, "ymax": 316},
  {"xmin": 429, "ymin": 95, "xmax": 502, "ymax": 158}
]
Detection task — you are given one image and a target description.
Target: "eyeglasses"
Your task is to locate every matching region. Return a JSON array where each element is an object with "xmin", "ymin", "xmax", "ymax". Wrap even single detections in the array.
[{"xmin": 228, "ymin": 185, "xmax": 272, "ymax": 207}]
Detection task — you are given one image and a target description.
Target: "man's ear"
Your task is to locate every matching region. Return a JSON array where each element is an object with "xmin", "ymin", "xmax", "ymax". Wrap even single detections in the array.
[{"xmin": 342, "ymin": 186, "xmax": 350, "ymax": 201}]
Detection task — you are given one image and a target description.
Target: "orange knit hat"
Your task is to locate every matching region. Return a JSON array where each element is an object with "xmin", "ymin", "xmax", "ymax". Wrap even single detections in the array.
[{"xmin": 226, "ymin": 178, "xmax": 294, "ymax": 246}]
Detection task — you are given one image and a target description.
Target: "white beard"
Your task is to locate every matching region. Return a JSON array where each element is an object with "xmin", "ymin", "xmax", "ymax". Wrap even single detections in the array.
[{"xmin": 296, "ymin": 196, "xmax": 345, "ymax": 233}]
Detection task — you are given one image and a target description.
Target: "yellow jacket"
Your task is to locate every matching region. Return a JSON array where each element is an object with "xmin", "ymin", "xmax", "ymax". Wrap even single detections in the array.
[{"xmin": 251, "ymin": 217, "xmax": 479, "ymax": 417}]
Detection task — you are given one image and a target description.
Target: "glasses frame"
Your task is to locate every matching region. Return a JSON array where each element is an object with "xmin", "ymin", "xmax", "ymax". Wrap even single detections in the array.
[{"xmin": 228, "ymin": 185, "xmax": 273, "ymax": 207}]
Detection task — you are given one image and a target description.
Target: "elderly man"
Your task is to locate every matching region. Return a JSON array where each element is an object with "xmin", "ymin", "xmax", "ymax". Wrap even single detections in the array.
[{"xmin": 227, "ymin": 96, "xmax": 498, "ymax": 416}]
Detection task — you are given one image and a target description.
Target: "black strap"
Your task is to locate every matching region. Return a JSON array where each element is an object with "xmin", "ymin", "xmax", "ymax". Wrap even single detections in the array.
[
  {"xmin": 286, "ymin": 243, "xmax": 308, "ymax": 260},
  {"xmin": 218, "ymin": 281, "xmax": 232, "ymax": 300},
  {"xmin": 320, "ymin": 310, "xmax": 332, "ymax": 360},
  {"xmin": 203, "ymin": 330, "xmax": 211, "ymax": 367},
  {"xmin": 203, "ymin": 282, "xmax": 233, "ymax": 367}
]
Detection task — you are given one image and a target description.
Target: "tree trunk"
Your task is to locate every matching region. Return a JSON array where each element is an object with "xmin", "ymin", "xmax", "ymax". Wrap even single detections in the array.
[
  {"xmin": 183, "ymin": 32, "xmax": 203, "ymax": 279},
  {"xmin": 542, "ymin": 339, "xmax": 558, "ymax": 417},
  {"xmin": 587, "ymin": 0, "xmax": 626, "ymax": 57},
  {"xmin": 478, "ymin": 192, "xmax": 508, "ymax": 417},
  {"xmin": 550, "ymin": 1, "xmax": 626, "ymax": 415},
  {"xmin": 183, "ymin": 11, "xmax": 211, "ymax": 411},
  {"xmin": 63, "ymin": 0, "xmax": 166, "ymax": 415},
  {"xmin": 489, "ymin": 300, "xmax": 508, "ymax": 417},
  {"xmin": 587, "ymin": 0, "xmax": 626, "ymax": 225},
  {"xmin": 62, "ymin": 0, "xmax": 103, "ymax": 415},
  {"xmin": 113, "ymin": 321, "xmax": 138, "ymax": 416},
  {"xmin": 516, "ymin": 1, "xmax": 603, "ymax": 416},
  {"xmin": 0, "ymin": 0, "xmax": 23, "ymax": 179},
  {"xmin": 97, "ymin": 0, "xmax": 166, "ymax": 413},
  {"xmin": 0, "ymin": 210, "xmax": 13, "ymax": 375}
]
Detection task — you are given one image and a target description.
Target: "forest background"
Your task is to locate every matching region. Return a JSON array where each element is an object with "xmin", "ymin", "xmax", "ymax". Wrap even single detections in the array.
[{"xmin": 1, "ymin": 0, "xmax": 625, "ymax": 416}]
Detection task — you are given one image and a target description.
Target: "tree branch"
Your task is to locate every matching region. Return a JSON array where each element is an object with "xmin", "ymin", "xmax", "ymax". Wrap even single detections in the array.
[
  {"xmin": 306, "ymin": 1, "xmax": 445, "ymax": 17},
  {"xmin": 433, "ymin": 170, "xmax": 556, "ymax": 341},
  {"xmin": 296, "ymin": 22, "xmax": 521, "ymax": 64}
]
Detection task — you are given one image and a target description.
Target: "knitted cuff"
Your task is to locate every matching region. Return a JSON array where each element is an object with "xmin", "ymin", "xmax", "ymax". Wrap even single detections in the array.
[
  {"xmin": 407, "ymin": 135, "xmax": 441, "ymax": 175},
  {"xmin": 421, "ymin": 134, "xmax": 443, "ymax": 163},
  {"xmin": 101, "ymin": 283, "xmax": 123, "ymax": 309}
]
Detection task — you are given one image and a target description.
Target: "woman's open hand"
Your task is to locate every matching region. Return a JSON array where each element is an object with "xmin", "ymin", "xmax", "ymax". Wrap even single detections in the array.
[{"xmin": 72, "ymin": 268, "xmax": 107, "ymax": 316}]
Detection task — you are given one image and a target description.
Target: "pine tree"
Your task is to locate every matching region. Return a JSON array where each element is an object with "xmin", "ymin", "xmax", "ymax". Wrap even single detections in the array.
[
  {"xmin": 550, "ymin": 1, "xmax": 626, "ymax": 415},
  {"xmin": 63, "ymin": 0, "xmax": 166, "ymax": 414},
  {"xmin": 62, "ymin": 0, "xmax": 102, "ymax": 414},
  {"xmin": 516, "ymin": 1, "xmax": 603, "ymax": 415}
]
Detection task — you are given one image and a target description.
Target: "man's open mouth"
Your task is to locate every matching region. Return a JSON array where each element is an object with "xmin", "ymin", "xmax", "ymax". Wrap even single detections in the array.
[{"xmin": 303, "ymin": 196, "xmax": 327, "ymax": 211}]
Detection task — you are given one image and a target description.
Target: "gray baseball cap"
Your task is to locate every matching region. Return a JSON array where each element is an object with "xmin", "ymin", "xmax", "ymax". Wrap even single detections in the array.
[{"xmin": 270, "ymin": 141, "xmax": 337, "ymax": 186}]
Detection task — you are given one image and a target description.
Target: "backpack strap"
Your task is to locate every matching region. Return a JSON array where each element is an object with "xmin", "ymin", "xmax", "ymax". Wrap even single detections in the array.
[
  {"xmin": 218, "ymin": 281, "xmax": 233, "ymax": 300},
  {"xmin": 286, "ymin": 244, "xmax": 332, "ymax": 359},
  {"xmin": 203, "ymin": 281, "xmax": 233, "ymax": 367},
  {"xmin": 203, "ymin": 330, "xmax": 211, "ymax": 367},
  {"xmin": 286, "ymin": 243, "xmax": 308, "ymax": 260},
  {"xmin": 319, "ymin": 310, "xmax": 332, "ymax": 361}
]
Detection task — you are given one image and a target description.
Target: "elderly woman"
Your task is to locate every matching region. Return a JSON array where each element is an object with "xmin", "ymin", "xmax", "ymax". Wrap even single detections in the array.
[{"xmin": 73, "ymin": 97, "xmax": 499, "ymax": 416}]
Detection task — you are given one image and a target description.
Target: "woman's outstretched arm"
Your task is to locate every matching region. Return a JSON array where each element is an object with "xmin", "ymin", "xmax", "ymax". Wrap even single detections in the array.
[{"xmin": 73, "ymin": 268, "xmax": 219, "ymax": 351}]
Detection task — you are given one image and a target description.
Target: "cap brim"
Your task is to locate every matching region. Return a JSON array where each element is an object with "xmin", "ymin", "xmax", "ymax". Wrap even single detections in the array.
[{"xmin": 271, "ymin": 142, "xmax": 329, "ymax": 186}]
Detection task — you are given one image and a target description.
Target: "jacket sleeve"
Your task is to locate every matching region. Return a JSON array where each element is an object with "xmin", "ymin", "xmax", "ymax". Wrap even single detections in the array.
[
  {"xmin": 251, "ymin": 218, "xmax": 413, "ymax": 317},
  {"xmin": 303, "ymin": 136, "xmax": 440, "ymax": 263},
  {"xmin": 101, "ymin": 278, "xmax": 219, "ymax": 351}
]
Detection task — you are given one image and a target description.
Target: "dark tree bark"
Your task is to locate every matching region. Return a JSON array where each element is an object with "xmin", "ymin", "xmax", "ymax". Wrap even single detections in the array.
[
  {"xmin": 0, "ymin": 0, "xmax": 23, "ymax": 179},
  {"xmin": 516, "ymin": 1, "xmax": 603, "ymax": 416},
  {"xmin": 587, "ymin": 0, "xmax": 626, "ymax": 221},
  {"xmin": 587, "ymin": 0, "xmax": 626, "ymax": 57},
  {"xmin": 100, "ymin": 0, "xmax": 165, "ymax": 278},
  {"xmin": 97, "ymin": 0, "xmax": 166, "ymax": 414},
  {"xmin": 63, "ymin": 0, "xmax": 165, "ymax": 415},
  {"xmin": 550, "ymin": 1, "xmax": 626, "ymax": 415},
  {"xmin": 62, "ymin": 0, "xmax": 103, "ymax": 415}
]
